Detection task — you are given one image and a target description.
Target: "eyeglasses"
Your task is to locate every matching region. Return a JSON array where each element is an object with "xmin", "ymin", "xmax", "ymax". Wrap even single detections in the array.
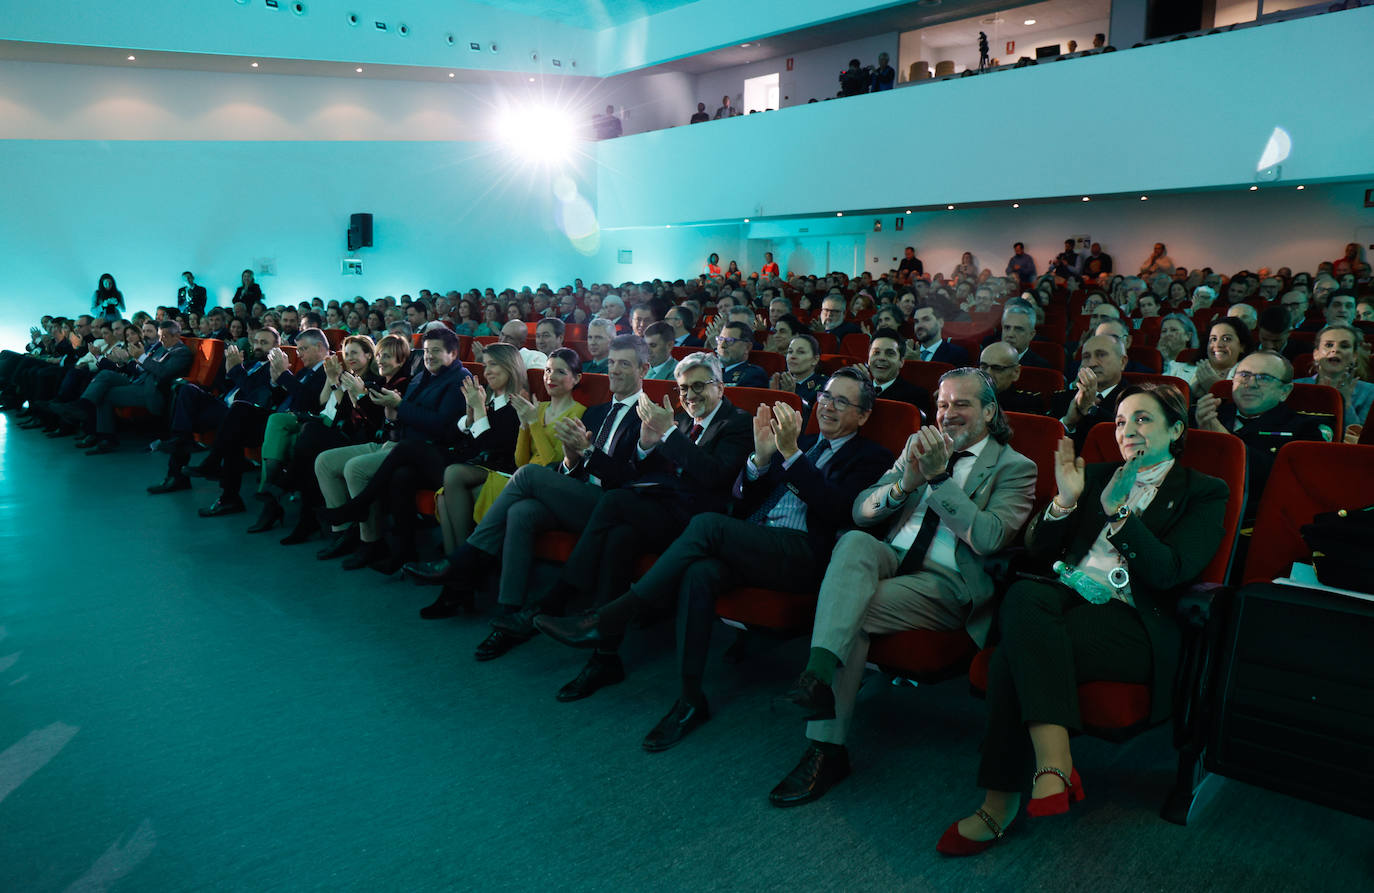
[
  {"xmin": 715, "ymin": 336, "xmax": 744, "ymax": 346},
  {"xmin": 979, "ymin": 362, "xmax": 1018, "ymax": 374},
  {"xmin": 1233, "ymin": 371, "xmax": 1289, "ymax": 386},
  {"xmin": 676, "ymin": 379, "xmax": 720, "ymax": 396},
  {"xmin": 816, "ymin": 391, "xmax": 858, "ymax": 411}
]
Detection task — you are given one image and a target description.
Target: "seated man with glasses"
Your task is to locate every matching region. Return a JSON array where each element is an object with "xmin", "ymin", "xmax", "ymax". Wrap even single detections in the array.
[
  {"xmin": 715, "ymin": 321, "xmax": 770, "ymax": 388},
  {"xmin": 536, "ymin": 367, "xmax": 893, "ymax": 751},
  {"xmin": 979, "ymin": 342, "xmax": 1048, "ymax": 415},
  {"xmin": 1193, "ymin": 349, "xmax": 1333, "ymax": 519}
]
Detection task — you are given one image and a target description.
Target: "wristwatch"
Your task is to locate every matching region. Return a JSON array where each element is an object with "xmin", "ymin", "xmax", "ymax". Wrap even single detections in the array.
[{"xmin": 1112, "ymin": 504, "xmax": 1131, "ymax": 522}]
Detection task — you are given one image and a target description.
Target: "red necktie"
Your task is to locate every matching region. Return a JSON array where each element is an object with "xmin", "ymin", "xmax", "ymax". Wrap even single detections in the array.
[{"xmin": 689, "ymin": 423, "xmax": 704, "ymax": 442}]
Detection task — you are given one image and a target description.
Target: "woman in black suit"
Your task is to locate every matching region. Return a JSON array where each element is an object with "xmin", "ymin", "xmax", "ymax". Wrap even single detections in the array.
[
  {"xmin": 939, "ymin": 383, "xmax": 1227, "ymax": 855},
  {"xmin": 233, "ymin": 269, "xmax": 264, "ymax": 306}
]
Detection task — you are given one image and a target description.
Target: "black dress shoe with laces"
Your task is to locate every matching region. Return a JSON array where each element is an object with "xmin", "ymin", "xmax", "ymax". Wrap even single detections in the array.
[
  {"xmin": 534, "ymin": 612, "xmax": 606, "ymax": 649},
  {"xmin": 555, "ymin": 652, "xmax": 625, "ymax": 702},
  {"xmin": 490, "ymin": 607, "xmax": 537, "ymax": 636},
  {"xmin": 642, "ymin": 698, "xmax": 711, "ymax": 753},
  {"xmin": 769, "ymin": 743, "xmax": 851, "ymax": 807},
  {"xmin": 779, "ymin": 670, "xmax": 837, "ymax": 720},
  {"xmin": 474, "ymin": 627, "xmax": 534, "ymax": 661},
  {"xmin": 147, "ymin": 475, "xmax": 192, "ymax": 495},
  {"xmin": 198, "ymin": 497, "xmax": 246, "ymax": 518}
]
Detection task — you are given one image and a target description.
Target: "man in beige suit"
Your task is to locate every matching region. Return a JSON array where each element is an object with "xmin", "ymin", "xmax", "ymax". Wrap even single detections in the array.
[{"xmin": 769, "ymin": 367, "xmax": 1037, "ymax": 807}]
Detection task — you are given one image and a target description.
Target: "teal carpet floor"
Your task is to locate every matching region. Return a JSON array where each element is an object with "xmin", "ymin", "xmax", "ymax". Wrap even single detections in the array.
[{"xmin": 1, "ymin": 412, "xmax": 1370, "ymax": 891}]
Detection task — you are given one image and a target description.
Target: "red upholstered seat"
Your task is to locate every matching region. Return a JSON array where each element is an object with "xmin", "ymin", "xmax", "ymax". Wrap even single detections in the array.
[
  {"xmin": 899, "ymin": 360, "xmax": 953, "ymax": 397},
  {"xmin": 715, "ymin": 586, "xmax": 817, "ymax": 631},
  {"xmin": 535, "ymin": 530, "xmax": 580, "ymax": 563},
  {"xmin": 1014, "ymin": 366, "xmax": 1065, "ymax": 406},
  {"xmin": 749, "ymin": 350, "xmax": 786, "ymax": 376},
  {"xmin": 839, "ymin": 334, "xmax": 870, "ymax": 360},
  {"xmin": 1208, "ymin": 380, "xmax": 1345, "ymax": 441},
  {"xmin": 866, "ymin": 629, "xmax": 977, "ymax": 682},
  {"xmin": 1078, "ymin": 681, "xmax": 1153, "ymax": 729},
  {"xmin": 415, "ymin": 490, "xmax": 436, "ymax": 516}
]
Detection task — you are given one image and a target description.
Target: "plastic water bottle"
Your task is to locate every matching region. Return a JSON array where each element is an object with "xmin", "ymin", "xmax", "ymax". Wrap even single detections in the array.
[{"xmin": 1053, "ymin": 561, "xmax": 1114, "ymax": 605}]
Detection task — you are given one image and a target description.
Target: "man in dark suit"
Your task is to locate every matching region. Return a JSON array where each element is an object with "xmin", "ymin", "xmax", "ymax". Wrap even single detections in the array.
[
  {"xmin": 479, "ymin": 353, "xmax": 754, "ymax": 692},
  {"xmin": 148, "ymin": 326, "xmax": 284, "ymax": 494},
  {"xmin": 1052, "ymin": 334, "xmax": 1127, "ymax": 451},
  {"xmin": 771, "ymin": 368, "xmax": 1038, "ymax": 806},
  {"xmin": 666, "ymin": 306, "xmax": 704, "ymax": 347},
  {"xmin": 980, "ymin": 342, "xmax": 1048, "ymax": 415},
  {"xmin": 911, "ymin": 305, "xmax": 971, "ymax": 365},
  {"xmin": 995, "ymin": 300, "xmax": 1052, "ymax": 369},
  {"xmin": 1255, "ymin": 306, "xmax": 1307, "ymax": 363},
  {"xmin": 867, "ymin": 328, "xmax": 928, "ymax": 418},
  {"xmin": 716, "ymin": 321, "xmax": 769, "ymax": 388},
  {"xmin": 191, "ymin": 328, "xmax": 332, "ymax": 517},
  {"xmin": 535, "ymin": 367, "xmax": 894, "ymax": 752},
  {"xmin": 401, "ymin": 335, "xmax": 651, "ymax": 618},
  {"xmin": 1193, "ymin": 350, "xmax": 1332, "ymax": 519},
  {"xmin": 816, "ymin": 294, "xmax": 861, "ymax": 341},
  {"xmin": 177, "ymin": 271, "xmax": 208, "ymax": 315},
  {"xmin": 69, "ymin": 320, "xmax": 193, "ymax": 453}
]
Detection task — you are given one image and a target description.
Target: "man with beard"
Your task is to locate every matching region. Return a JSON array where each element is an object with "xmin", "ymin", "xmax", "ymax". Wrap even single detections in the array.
[
  {"xmin": 769, "ymin": 368, "xmax": 1036, "ymax": 806},
  {"xmin": 866, "ymin": 329, "xmax": 929, "ymax": 416}
]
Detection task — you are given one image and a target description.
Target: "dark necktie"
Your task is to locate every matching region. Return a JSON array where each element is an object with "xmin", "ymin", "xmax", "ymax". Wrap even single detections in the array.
[
  {"xmin": 688, "ymin": 422, "xmax": 704, "ymax": 442},
  {"xmin": 746, "ymin": 438, "xmax": 829, "ymax": 525},
  {"xmin": 895, "ymin": 450, "xmax": 974, "ymax": 576},
  {"xmin": 593, "ymin": 403, "xmax": 624, "ymax": 453}
]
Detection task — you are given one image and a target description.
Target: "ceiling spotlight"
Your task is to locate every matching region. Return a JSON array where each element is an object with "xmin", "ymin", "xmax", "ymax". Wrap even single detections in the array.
[
  {"xmin": 1140, "ymin": 195, "xmax": 1148, "ymax": 200},
  {"xmin": 251, "ymin": 61, "xmax": 259, "ymax": 68},
  {"xmin": 127, "ymin": 55, "xmax": 136, "ymax": 61},
  {"xmin": 1024, "ymin": 18, "xmax": 1036, "ymax": 25},
  {"xmin": 1013, "ymin": 203, "xmax": 1020, "ymax": 208},
  {"xmin": 905, "ymin": 210, "xmax": 911, "ymax": 214},
  {"xmin": 528, "ymin": 77, "xmax": 535, "ymax": 82},
  {"xmin": 743, "ymin": 218, "xmax": 750, "ymax": 223},
  {"xmin": 740, "ymin": 43, "xmax": 751, "ymax": 48},
  {"xmin": 1249, "ymin": 185, "xmax": 1258, "ymax": 191},
  {"xmin": 836, "ymin": 212, "xmax": 843, "ymax": 217},
  {"xmin": 665, "ymin": 224, "xmax": 671, "ymax": 228},
  {"xmin": 1081, "ymin": 196, "xmax": 1090, "ymax": 202},
  {"xmin": 448, "ymin": 72, "xmax": 455, "ymax": 78},
  {"xmin": 947, "ymin": 204, "xmax": 954, "ymax": 210},
  {"xmin": 1296, "ymin": 185, "xmax": 1305, "ymax": 190},
  {"xmin": 355, "ymin": 67, "xmax": 363, "ymax": 73}
]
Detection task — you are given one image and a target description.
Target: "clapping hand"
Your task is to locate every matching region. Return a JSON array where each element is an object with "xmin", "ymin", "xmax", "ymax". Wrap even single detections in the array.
[
  {"xmin": 368, "ymin": 387, "xmax": 402, "ymax": 408},
  {"xmin": 704, "ymin": 317, "xmax": 725, "ymax": 345},
  {"xmin": 913, "ymin": 425, "xmax": 955, "ymax": 479},
  {"xmin": 1191, "ymin": 359, "xmax": 1221, "ymax": 395},
  {"xmin": 1072, "ymin": 364, "xmax": 1099, "ymax": 416},
  {"xmin": 323, "ymin": 354, "xmax": 343, "ymax": 385},
  {"xmin": 267, "ymin": 347, "xmax": 289, "ymax": 379},
  {"xmin": 752, "ymin": 405, "xmax": 778, "ymax": 464},
  {"xmin": 470, "ymin": 341, "xmax": 485, "ymax": 363},
  {"xmin": 770, "ymin": 371, "xmax": 797, "ymax": 393},
  {"xmin": 772, "ymin": 402, "xmax": 803, "ymax": 459},
  {"xmin": 339, "ymin": 370, "xmax": 365, "ymax": 398},
  {"xmin": 554, "ymin": 416, "xmax": 592, "ymax": 465},
  {"xmin": 461, "ymin": 376, "xmax": 488, "ymax": 421},
  {"xmin": 1101, "ymin": 451, "xmax": 1146, "ymax": 516},
  {"xmin": 510, "ymin": 391, "xmax": 539, "ymax": 427},
  {"xmin": 1194, "ymin": 393, "xmax": 1225, "ymax": 433},
  {"xmin": 108, "ymin": 346, "xmax": 130, "ymax": 364},
  {"xmin": 1052, "ymin": 436, "xmax": 1086, "ymax": 508},
  {"xmin": 637, "ymin": 393, "xmax": 676, "ymax": 448},
  {"xmin": 224, "ymin": 344, "xmax": 244, "ymax": 370}
]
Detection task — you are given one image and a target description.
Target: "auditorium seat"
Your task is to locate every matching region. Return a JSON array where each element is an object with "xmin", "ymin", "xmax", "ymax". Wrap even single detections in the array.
[
  {"xmin": 670, "ymin": 346, "xmax": 698, "ymax": 361},
  {"xmin": 463, "ymin": 361, "xmax": 484, "ymax": 379},
  {"xmin": 1127, "ymin": 346, "xmax": 1164, "ymax": 373},
  {"xmin": 749, "ymin": 350, "xmax": 786, "ymax": 376},
  {"xmin": 899, "ymin": 360, "xmax": 953, "ymax": 396},
  {"xmin": 564, "ymin": 340, "xmax": 592, "ymax": 362},
  {"xmin": 322, "ymin": 328, "xmax": 346, "ymax": 350},
  {"xmin": 1241, "ymin": 442, "xmax": 1374, "ymax": 586},
  {"xmin": 839, "ymin": 333, "xmax": 870, "ymax": 360},
  {"xmin": 1208, "ymin": 380, "xmax": 1344, "ymax": 440},
  {"xmin": 526, "ymin": 368, "xmax": 549, "ymax": 402},
  {"xmin": 1122, "ymin": 371, "xmax": 1189, "ymax": 393},
  {"xmin": 1014, "ymin": 366, "xmax": 1064, "ymax": 405},
  {"xmin": 575, "ymin": 373, "xmax": 611, "ymax": 405},
  {"xmin": 1029, "ymin": 340, "xmax": 1066, "ymax": 371}
]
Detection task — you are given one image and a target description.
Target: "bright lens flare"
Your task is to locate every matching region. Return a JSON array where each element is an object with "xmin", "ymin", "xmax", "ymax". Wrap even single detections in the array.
[{"xmin": 499, "ymin": 105, "xmax": 577, "ymax": 164}]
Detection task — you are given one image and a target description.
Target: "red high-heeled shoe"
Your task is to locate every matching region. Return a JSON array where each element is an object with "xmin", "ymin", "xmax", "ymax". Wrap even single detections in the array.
[
  {"xmin": 936, "ymin": 807, "xmax": 1009, "ymax": 857},
  {"xmin": 1025, "ymin": 766, "xmax": 1085, "ymax": 817}
]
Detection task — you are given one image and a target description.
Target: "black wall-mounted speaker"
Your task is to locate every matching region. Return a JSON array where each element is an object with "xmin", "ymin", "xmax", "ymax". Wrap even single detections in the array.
[{"xmin": 348, "ymin": 213, "xmax": 373, "ymax": 251}]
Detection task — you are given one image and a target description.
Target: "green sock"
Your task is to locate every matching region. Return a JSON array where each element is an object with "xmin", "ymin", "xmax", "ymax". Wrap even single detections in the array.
[{"xmin": 804, "ymin": 647, "xmax": 841, "ymax": 685}]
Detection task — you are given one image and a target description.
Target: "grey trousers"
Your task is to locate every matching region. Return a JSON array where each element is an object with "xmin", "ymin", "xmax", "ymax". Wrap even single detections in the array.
[
  {"xmin": 806, "ymin": 529, "xmax": 969, "ymax": 746},
  {"xmin": 466, "ymin": 464, "xmax": 602, "ymax": 607},
  {"xmin": 82, "ymin": 371, "xmax": 163, "ymax": 434}
]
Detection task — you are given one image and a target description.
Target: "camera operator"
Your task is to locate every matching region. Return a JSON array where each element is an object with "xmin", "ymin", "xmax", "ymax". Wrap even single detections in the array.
[{"xmin": 838, "ymin": 59, "xmax": 872, "ymax": 97}]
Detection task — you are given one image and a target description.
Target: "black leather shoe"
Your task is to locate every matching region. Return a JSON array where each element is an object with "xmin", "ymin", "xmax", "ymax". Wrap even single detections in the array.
[
  {"xmin": 74, "ymin": 434, "xmax": 98, "ymax": 449},
  {"xmin": 768, "ymin": 743, "xmax": 851, "ymax": 808},
  {"xmin": 198, "ymin": 497, "xmax": 246, "ymax": 518},
  {"xmin": 85, "ymin": 439, "xmax": 119, "ymax": 456},
  {"xmin": 340, "ymin": 540, "xmax": 385, "ymax": 571},
  {"xmin": 147, "ymin": 475, "xmax": 191, "ymax": 494},
  {"xmin": 316, "ymin": 528, "xmax": 359, "ymax": 560},
  {"xmin": 534, "ymin": 612, "xmax": 607, "ymax": 649},
  {"xmin": 185, "ymin": 462, "xmax": 220, "ymax": 480},
  {"xmin": 474, "ymin": 627, "xmax": 534, "ymax": 661},
  {"xmin": 369, "ymin": 546, "xmax": 412, "ymax": 576},
  {"xmin": 555, "ymin": 653, "xmax": 625, "ymax": 702},
  {"xmin": 401, "ymin": 558, "xmax": 454, "ymax": 585},
  {"xmin": 490, "ymin": 607, "xmax": 538, "ymax": 636},
  {"xmin": 279, "ymin": 514, "xmax": 319, "ymax": 545},
  {"xmin": 418, "ymin": 585, "xmax": 475, "ymax": 620},
  {"xmin": 642, "ymin": 698, "xmax": 711, "ymax": 753},
  {"xmin": 246, "ymin": 498, "xmax": 285, "ymax": 533},
  {"xmin": 780, "ymin": 670, "xmax": 837, "ymax": 721}
]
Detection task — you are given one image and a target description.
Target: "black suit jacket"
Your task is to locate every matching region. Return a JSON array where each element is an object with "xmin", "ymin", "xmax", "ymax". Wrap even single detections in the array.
[
  {"xmin": 1023, "ymin": 462, "xmax": 1228, "ymax": 724},
  {"xmin": 452, "ymin": 401, "xmax": 521, "ymax": 473},
  {"xmin": 220, "ymin": 359, "xmax": 278, "ymax": 408},
  {"xmin": 1021, "ymin": 349, "xmax": 1052, "ymax": 370},
  {"xmin": 177, "ymin": 284, "xmax": 207, "ymax": 315},
  {"xmin": 675, "ymin": 334, "xmax": 705, "ymax": 348},
  {"xmin": 999, "ymin": 388, "xmax": 1049, "ymax": 415},
  {"xmin": 630, "ymin": 399, "xmax": 753, "ymax": 516},
  {"xmin": 732, "ymin": 433, "xmax": 893, "ymax": 560},
  {"xmin": 567, "ymin": 398, "xmax": 646, "ymax": 490},
  {"xmin": 918, "ymin": 340, "xmax": 971, "ymax": 366},
  {"xmin": 1052, "ymin": 384, "xmax": 1124, "ymax": 451},
  {"xmin": 826, "ymin": 322, "xmax": 862, "ymax": 341},
  {"xmin": 873, "ymin": 376, "xmax": 930, "ymax": 419},
  {"xmin": 1197, "ymin": 402, "xmax": 1332, "ymax": 518},
  {"xmin": 394, "ymin": 362, "xmax": 470, "ymax": 442},
  {"xmin": 273, "ymin": 363, "xmax": 328, "ymax": 413}
]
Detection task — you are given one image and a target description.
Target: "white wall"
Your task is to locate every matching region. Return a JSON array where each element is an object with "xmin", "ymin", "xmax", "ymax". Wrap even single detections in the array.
[
  {"xmin": 694, "ymin": 33, "xmax": 900, "ymax": 113},
  {"xmin": 900, "ymin": 17, "xmax": 1112, "ymax": 75}
]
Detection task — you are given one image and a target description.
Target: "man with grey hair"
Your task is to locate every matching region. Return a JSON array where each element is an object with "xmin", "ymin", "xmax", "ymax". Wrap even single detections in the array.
[
  {"xmin": 495, "ymin": 318, "xmax": 548, "ymax": 370},
  {"xmin": 771, "ymin": 367, "xmax": 1037, "ymax": 806},
  {"xmin": 1226, "ymin": 302, "xmax": 1259, "ymax": 334},
  {"xmin": 583, "ymin": 318, "xmax": 617, "ymax": 373},
  {"xmin": 997, "ymin": 299, "xmax": 1051, "ymax": 369},
  {"xmin": 1055, "ymin": 333, "xmax": 1126, "ymax": 451},
  {"xmin": 600, "ymin": 294, "xmax": 631, "ymax": 335}
]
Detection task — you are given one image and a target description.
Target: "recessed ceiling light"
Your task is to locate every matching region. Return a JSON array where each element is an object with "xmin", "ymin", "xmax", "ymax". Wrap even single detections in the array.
[
  {"xmin": 1013, "ymin": 203, "xmax": 1019, "ymax": 208},
  {"xmin": 665, "ymin": 224, "xmax": 671, "ymax": 228},
  {"xmin": 1249, "ymin": 185, "xmax": 1258, "ymax": 191},
  {"xmin": 528, "ymin": 77, "xmax": 535, "ymax": 82},
  {"xmin": 1024, "ymin": 18, "xmax": 1036, "ymax": 25},
  {"xmin": 743, "ymin": 218, "xmax": 750, "ymax": 223},
  {"xmin": 448, "ymin": 72, "xmax": 455, "ymax": 78},
  {"xmin": 1140, "ymin": 195, "xmax": 1148, "ymax": 200},
  {"xmin": 1081, "ymin": 196, "xmax": 1090, "ymax": 202},
  {"xmin": 355, "ymin": 67, "xmax": 363, "ymax": 73},
  {"xmin": 127, "ymin": 55, "xmax": 136, "ymax": 61},
  {"xmin": 836, "ymin": 212, "xmax": 843, "ymax": 217},
  {"xmin": 905, "ymin": 210, "xmax": 911, "ymax": 214},
  {"xmin": 947, "ymin": 205, "xmax": 954, "ymax": 210},
  {"xmin": 739, "ymin": 43, "xmax": 751, "ymax": 48},
  {"xmin": 251, "ymin": 61, "xmax": 259, "ymax": 68},
  {"xmin": 1296, "ymin": 185, "xmax": 1305, "ymax": 190}
]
